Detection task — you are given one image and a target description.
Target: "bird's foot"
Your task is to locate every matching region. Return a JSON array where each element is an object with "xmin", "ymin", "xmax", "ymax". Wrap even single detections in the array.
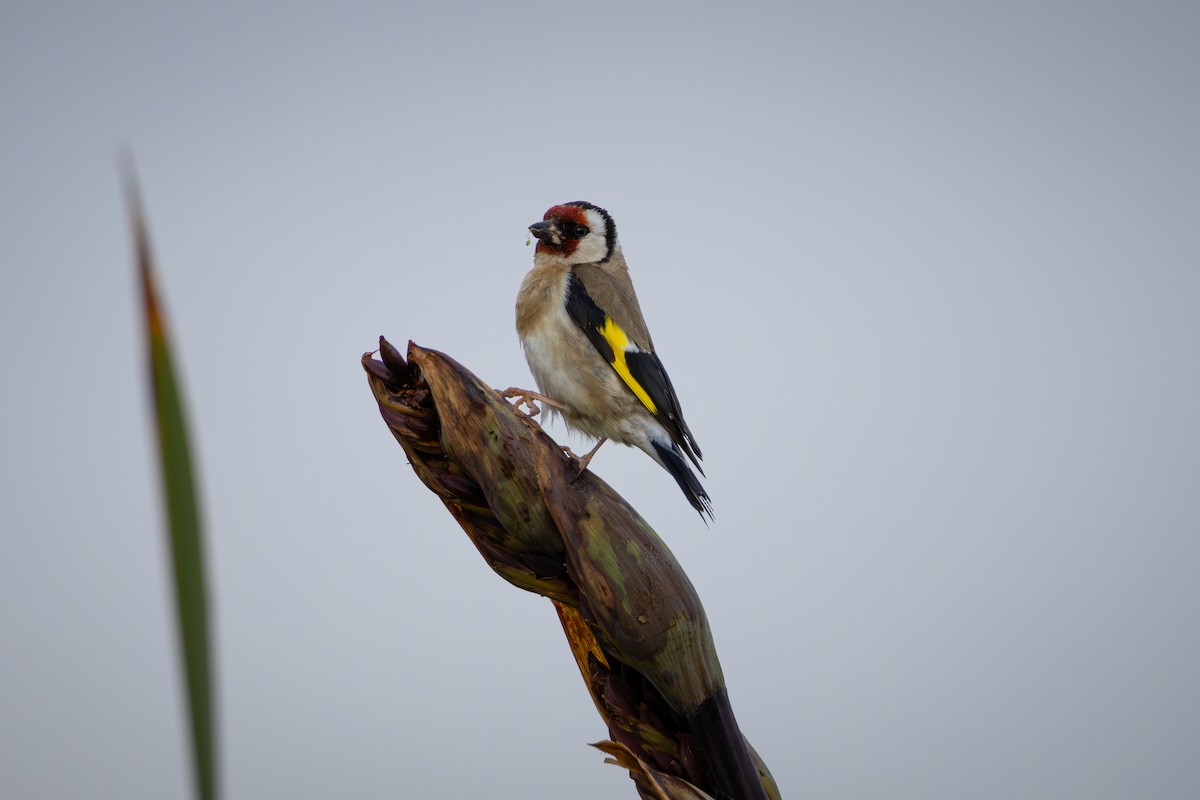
[
  {"xmin": 566, "ymin": 438, "xmax": 607, "ymax": 482},
  {"xmin": 500, "ymin": 387, "xmax": 566, "ymax": 418}
]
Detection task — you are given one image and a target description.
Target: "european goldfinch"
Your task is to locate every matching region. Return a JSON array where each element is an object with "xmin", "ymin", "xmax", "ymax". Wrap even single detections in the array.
[{"xmin": 512, "ymin": 201, "xmax": 710, "ymax": 519}]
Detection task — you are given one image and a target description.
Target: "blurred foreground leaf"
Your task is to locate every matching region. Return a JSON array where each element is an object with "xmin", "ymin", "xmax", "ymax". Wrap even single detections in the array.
[{"xmin": 125, "ymin": 168, "xmax": 218, "ymax": 800}]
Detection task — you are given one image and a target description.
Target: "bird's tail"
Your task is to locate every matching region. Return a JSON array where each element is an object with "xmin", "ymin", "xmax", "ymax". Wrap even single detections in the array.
[
  {"xmin": 685, "ymin": 688, "xmax": 770, "ymax": 800},
  {"xmin": 651, "ymin": 440, "xmax": 712, "ymax": 520}
]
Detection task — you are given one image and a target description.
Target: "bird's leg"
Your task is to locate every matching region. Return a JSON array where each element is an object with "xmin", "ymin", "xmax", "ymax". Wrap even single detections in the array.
[
  {"xmin": 568, "ymin": 438, "xmax": 608, "ymax": 481},
  {"xmin": 498, "ymin": 388, "xmax": 601, "ymax": 477},
  {"xmin": 500, "ymin": 387, "xmax": 567, "ymax": 418}
]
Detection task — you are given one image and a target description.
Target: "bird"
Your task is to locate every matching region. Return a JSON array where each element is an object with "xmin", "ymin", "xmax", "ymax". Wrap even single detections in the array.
[{"xmin": 510, "ymin": 201, "xmax": 711, "ymax": 519}]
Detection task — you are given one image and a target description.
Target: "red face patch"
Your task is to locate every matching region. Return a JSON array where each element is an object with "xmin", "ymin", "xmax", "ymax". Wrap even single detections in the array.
[
  {"xmin": 544, "ymin": 205, "xmax": 589, "ymax": 225},
  {"xmin": 535, "ymin": 204, "xmax": 591, "ymax": 257}
]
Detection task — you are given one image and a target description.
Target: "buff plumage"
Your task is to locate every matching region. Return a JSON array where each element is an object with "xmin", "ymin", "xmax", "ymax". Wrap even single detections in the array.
[{"xmin": 514, "ymin": 201, "xmax": 710, "ymax": 519}]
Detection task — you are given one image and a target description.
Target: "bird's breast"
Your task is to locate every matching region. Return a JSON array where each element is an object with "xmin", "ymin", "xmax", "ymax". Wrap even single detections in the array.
[{"xmin": 516, "ymin": 267, "xmax": 637, "ymax": 440}]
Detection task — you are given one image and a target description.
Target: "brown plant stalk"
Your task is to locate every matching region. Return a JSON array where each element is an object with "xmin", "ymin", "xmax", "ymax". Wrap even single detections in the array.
[{"xmin": 364, "ymin": 337, "xmax": 778, "ymax": 800}]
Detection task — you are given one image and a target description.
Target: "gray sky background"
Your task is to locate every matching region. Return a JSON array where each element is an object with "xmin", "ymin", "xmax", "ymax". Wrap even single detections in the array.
[{"xmin": 3, "ymin": 2, "xmax": 1198, "ymax": 798}]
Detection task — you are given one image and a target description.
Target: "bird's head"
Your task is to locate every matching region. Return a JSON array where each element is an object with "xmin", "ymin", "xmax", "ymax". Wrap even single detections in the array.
[{"xmin": 528, "ymin": 201, "xmax": 617, "ymax": 265}]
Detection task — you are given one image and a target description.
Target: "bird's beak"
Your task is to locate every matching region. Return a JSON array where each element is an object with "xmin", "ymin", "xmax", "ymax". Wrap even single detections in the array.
[{"xmin": 528, "ymin": 220, "xmax": 555, "ymax": 241}]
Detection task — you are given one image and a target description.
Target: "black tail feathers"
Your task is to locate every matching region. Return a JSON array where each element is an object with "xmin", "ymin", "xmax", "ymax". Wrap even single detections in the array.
[{"xmin": 651, "ymin": 441, "xmax": 713, "ymax": 521}]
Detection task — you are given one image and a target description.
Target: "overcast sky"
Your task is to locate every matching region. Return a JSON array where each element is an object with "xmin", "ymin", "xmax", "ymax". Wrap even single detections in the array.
[{"xmin": 3, "ymin": 2, "xmax": 1199, "ymax": 798}]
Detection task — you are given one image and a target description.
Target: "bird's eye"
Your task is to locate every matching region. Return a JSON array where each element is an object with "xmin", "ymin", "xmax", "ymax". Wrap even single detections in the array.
[{"xmin": 572, "ymin": 224, "xmax": 590, "ymax": 238}]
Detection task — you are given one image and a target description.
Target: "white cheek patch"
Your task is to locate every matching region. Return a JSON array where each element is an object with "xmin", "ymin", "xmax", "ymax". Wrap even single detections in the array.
[
  {"xmin": 570, "ymin": 208, "xmax": 611, "ymax": 263},
  {"xmin": 573, "ymin": 236, "xmax": 608, "ymax": 264}
]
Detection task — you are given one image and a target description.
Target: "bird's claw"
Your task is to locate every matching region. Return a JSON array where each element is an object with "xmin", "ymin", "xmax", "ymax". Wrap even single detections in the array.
[
  {"xmin": 557, "ymin": 446, "xmax": 588, "ymax": 483},
  {"xmin": 500, "ymin": 387, "xmax": 567, "ymax": 418},
  {"xmin": 564, "ymin": 438, "xmax": 606, "ymax": 482},
  {"xmin": 498, "ymin": 389, "xmax": 602, "ymax": 483},
  {"xmin": 500, "ymin": 387, "xmax": 543, "ymax": 417}
]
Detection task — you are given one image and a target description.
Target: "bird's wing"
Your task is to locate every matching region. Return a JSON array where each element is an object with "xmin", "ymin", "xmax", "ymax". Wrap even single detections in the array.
[{"xmin": 565, "ymin": 268, "xmax": 703, "ymax": 468}]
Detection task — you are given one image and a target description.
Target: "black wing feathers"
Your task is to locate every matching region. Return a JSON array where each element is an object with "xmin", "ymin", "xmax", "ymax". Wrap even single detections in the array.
[
  {"xmin": 626, "ymin": 350, "xmax": 704, "ymax": 468},
  {"xmin": 564, "ymin": 271, "xmax": 703, "ymax": 472},
  {"xmin": 563, "ymin": 273, "xmax": 614, "ymax": 361}
]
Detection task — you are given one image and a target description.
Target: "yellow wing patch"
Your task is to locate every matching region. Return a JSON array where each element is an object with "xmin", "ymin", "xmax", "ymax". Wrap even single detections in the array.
[{"xmin": 600, "ymin": 317, "xmax": 658, "ymax": 413}]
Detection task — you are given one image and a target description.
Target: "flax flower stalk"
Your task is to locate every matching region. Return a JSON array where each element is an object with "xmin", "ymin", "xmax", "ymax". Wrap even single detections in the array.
[{"xmin": 364, "ymin": 338, "xmax": 777, "ymax": 800}]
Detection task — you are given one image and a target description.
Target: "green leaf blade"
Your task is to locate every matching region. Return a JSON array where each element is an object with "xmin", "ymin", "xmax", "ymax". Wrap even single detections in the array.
[{"xmin": 126, "ymin": 167, "xmax": 218, "ymax": 800}]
